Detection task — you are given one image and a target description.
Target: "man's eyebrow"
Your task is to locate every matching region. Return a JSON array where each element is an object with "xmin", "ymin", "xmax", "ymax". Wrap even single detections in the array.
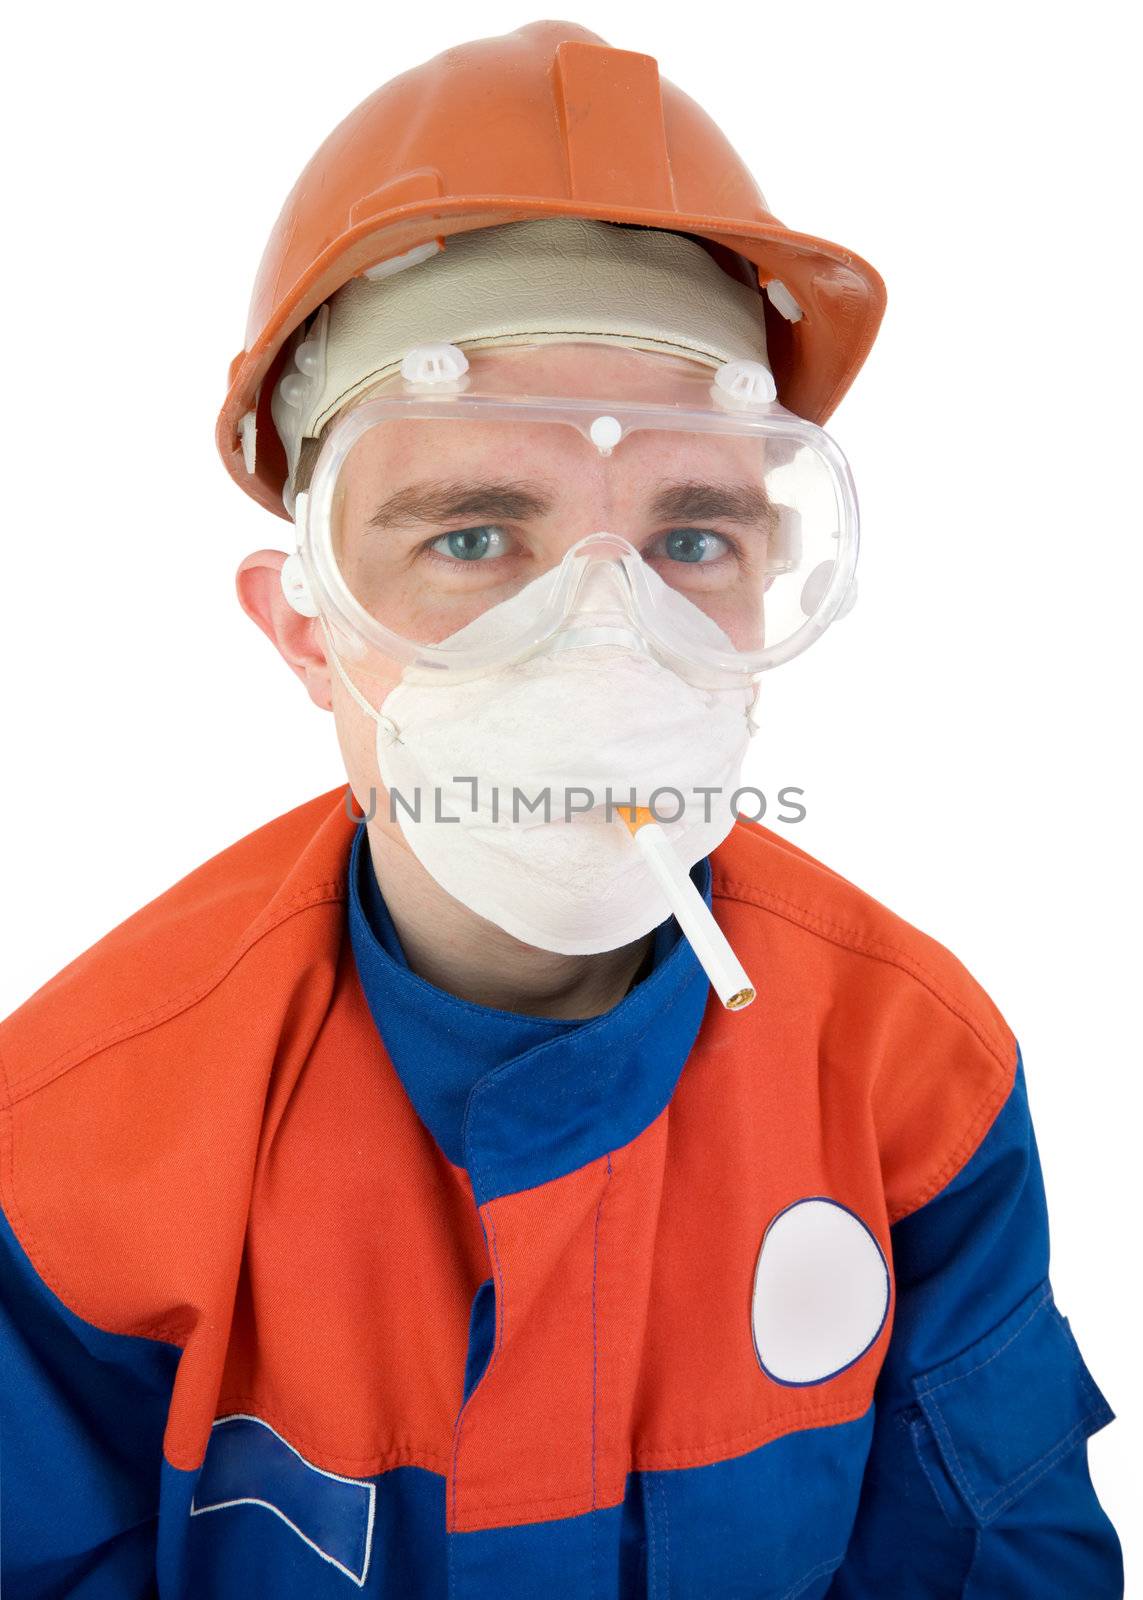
[
  {"xmin": 366, "ymin": 480, "xmax": 556, "ymax": 530},
  {"xmin": 364, "ymin": 477, "xmax": 776, "ymax": 532},
  {"xmin": 648, "ymin": 480, "xmax": 776, "ymax": 528}
]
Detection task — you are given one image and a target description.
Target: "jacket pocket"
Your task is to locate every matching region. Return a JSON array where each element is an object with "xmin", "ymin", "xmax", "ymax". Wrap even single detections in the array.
[{"xmin": 908, "ymin": 1278, "xmax": 1114, "ymax": 1529}]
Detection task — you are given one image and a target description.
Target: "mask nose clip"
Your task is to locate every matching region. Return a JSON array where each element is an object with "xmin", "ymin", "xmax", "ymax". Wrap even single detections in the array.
[{"xmin": 547, "ymin": 536, "xmax": 649, "ymax": 655}]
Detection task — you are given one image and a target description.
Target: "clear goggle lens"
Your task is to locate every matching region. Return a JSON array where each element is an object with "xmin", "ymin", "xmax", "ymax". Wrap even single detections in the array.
[{"xmin": 298, "ymin": 345, "xmax": 858, "ymax": 685}]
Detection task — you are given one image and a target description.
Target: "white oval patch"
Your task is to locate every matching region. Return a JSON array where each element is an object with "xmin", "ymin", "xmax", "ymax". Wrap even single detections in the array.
[{"xmin": 751, "ymin": 1198, "xmax": 890, "ymax": 1385}]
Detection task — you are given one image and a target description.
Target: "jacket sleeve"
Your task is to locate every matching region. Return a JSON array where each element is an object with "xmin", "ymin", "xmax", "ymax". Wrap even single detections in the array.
[
  {"xmin": 0, "ymin": 1194, "xmax": 179, "ymax": 1598},
  {"xmin": 829, "ymin": 1047, "xmax": 1122, "ymax": 1599}
]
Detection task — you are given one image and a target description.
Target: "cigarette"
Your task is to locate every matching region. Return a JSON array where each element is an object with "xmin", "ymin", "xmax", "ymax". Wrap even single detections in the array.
[{"xmin": 616, "ymin": 808, "xmax": 756, "ymax": 1011}]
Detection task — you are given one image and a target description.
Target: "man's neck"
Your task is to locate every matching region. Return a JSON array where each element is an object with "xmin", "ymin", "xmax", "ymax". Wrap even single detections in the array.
[{"xmin": 364, "ymin": 820, "xmax": 654, "ymax": 1020}]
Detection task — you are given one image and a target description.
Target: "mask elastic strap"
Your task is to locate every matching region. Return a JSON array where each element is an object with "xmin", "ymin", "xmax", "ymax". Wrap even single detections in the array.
[{"xmin": 317, "ymin": 617, "xmax": 402, "ymax": 745}]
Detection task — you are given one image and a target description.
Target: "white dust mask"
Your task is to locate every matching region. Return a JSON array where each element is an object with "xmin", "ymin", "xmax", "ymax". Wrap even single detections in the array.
[{"xmin": 334, "ymin": 561, "xmax": 754, "ymax": 955}]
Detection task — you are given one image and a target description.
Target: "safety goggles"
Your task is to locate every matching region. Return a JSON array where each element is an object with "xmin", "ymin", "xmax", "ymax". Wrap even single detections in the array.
[{"xmin": 287, "ymin": 341, "xmax": 859, "ymax": 689}]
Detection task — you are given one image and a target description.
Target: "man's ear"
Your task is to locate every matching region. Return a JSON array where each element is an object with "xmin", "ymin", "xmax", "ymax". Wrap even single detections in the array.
[{"xmin": 236, "ymin": 550, "xmax": 333, "ymax": 711}]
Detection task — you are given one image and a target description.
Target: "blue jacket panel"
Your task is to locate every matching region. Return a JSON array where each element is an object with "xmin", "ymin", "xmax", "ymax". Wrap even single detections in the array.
[{"xmin": 828, "ymin": 1053, "xmax": 1121, "ymax": 1598}]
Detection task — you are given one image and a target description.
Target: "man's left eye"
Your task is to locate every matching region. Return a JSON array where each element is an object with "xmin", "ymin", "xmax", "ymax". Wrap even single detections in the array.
[{"xmin": 651, "ymin": 528, "xmax": 730, "ymax": 564}]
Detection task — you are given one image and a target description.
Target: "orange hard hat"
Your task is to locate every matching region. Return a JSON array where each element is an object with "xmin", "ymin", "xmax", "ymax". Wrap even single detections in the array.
[{"xmin": 217, "ymin": 20, "xmax": 886, "ymax": 521}]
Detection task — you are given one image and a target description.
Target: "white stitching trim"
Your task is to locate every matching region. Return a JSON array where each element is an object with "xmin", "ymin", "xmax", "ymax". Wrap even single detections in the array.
[{"xmin": 189, "ymin": 1411, "xmax": 377, "ymax": 1588}]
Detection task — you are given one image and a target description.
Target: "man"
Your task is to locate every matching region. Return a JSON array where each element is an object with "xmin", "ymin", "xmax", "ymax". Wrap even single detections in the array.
[{"xmin": 0, "ymin": 20, "xmax": 1123, "ymax": 1599}]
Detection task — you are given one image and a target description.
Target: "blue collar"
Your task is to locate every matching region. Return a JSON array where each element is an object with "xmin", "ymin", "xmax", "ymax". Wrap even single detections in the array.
[{"xmin": 346, "ymin": 822, "xmax": 712, "ymax": 1204}]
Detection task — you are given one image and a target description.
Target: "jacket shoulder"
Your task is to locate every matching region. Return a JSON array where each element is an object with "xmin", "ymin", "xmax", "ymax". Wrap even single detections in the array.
[
  {"xmin": 0, "ymin": 785, "xmax": 353, "ymax": 1104},
  {"xmin": 0, "ymin": 785, "xmax": 356, "ymax": 1343},
  {"xmin": 713, "ymin": 817, "xmax": 1013, "ymax": 1066},
  {"xmin": 712, "ymin": 819, "xmax": 1018, "ymax": 1221}
]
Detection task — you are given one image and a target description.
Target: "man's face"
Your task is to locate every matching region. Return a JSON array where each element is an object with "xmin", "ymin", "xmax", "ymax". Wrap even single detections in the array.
[
  {"xmin": 243, "ymin": 341, "xmax": 784, "ymax": 837},
  {"xmin": 331, "ymin": 341, "xmax": 778, "ymax": 653}
]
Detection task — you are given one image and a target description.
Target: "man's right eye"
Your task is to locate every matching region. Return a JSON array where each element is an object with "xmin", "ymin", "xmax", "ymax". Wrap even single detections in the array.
[{"xmin": 428, "ymin": 526, "xmax": 512, "ymax": 562}]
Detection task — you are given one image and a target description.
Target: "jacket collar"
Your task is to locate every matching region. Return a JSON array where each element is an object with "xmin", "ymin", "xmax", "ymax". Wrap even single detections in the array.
[{"xmin": 347, "ymin": 821, "xmax": 712, "ymax": 1204}]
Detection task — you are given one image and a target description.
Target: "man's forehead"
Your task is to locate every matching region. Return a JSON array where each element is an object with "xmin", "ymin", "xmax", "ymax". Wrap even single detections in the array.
[
  {"xmin": 340, "ymin": 406, "xmax": 764, "ymax": 489},
  {"xmin": 334, "ymin": 339, "xmax": 770, "ymax": 500}
]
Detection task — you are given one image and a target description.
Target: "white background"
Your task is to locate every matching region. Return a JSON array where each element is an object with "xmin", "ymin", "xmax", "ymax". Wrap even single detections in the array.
[{"xmin": 3, "ymin": 0, "xmax": 1138, "ymax": 1572}]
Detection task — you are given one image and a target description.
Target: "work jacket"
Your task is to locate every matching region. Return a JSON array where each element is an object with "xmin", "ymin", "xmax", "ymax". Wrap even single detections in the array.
[{"xmin": 0, "ymin": 785, "xmax": 1122, "ymax": 1598}]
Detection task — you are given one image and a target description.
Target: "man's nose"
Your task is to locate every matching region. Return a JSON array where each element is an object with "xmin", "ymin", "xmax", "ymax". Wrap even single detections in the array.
[{"xmin": 545, "ymin": 545, "xmax": 650, "ymax": 656}]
